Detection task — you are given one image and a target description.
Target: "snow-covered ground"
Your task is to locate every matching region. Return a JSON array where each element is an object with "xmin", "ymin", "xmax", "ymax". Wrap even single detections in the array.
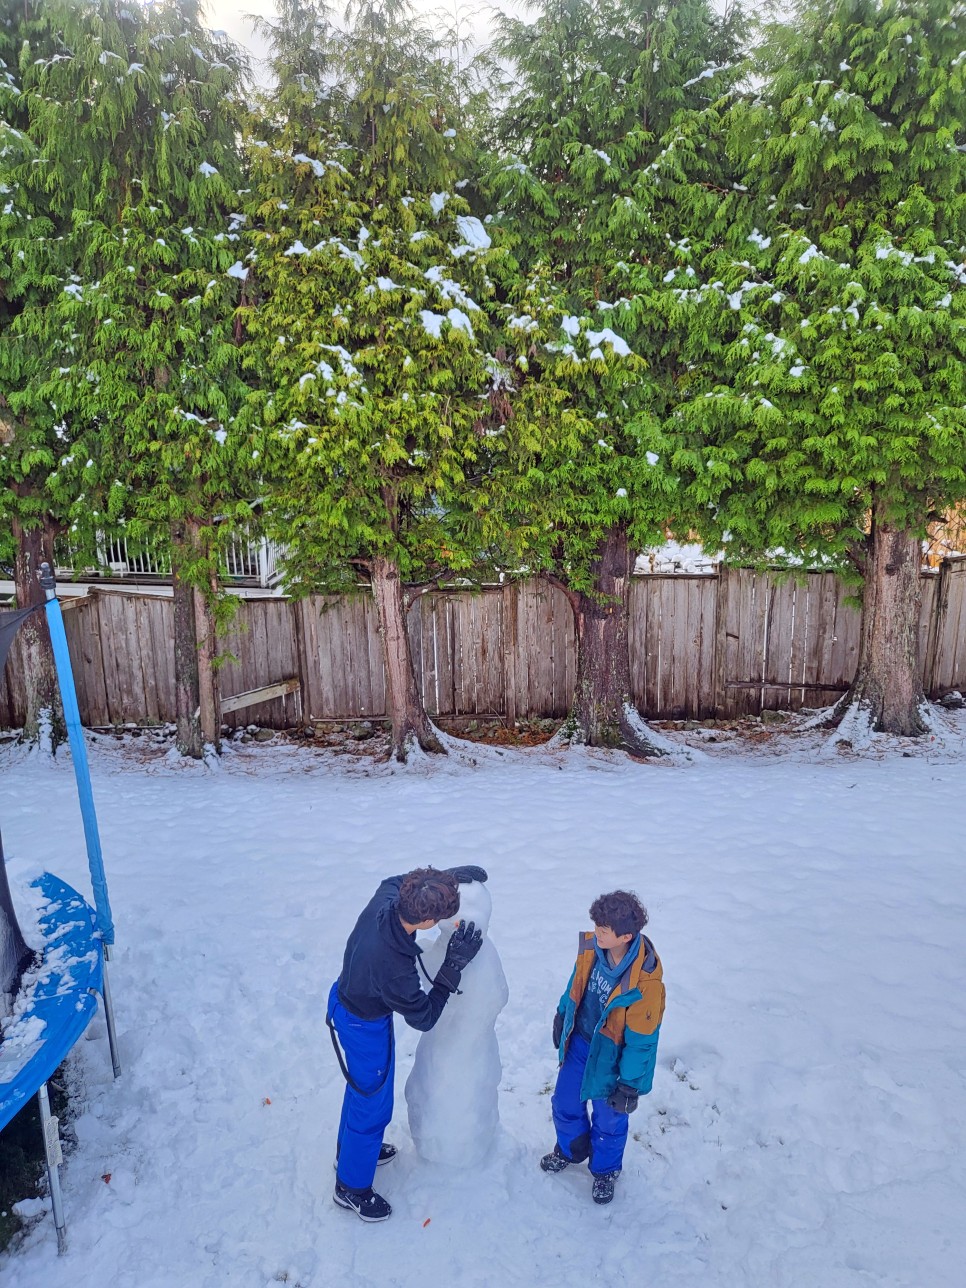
[{"xmin": 1, "ymin": 716, "xmax": 965, "ymax": 1288}]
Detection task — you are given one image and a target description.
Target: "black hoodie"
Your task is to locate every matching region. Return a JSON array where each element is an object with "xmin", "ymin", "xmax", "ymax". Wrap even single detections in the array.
[{"xmin": 336, "ymin": 876, "xmax": 453, "ymax": 1031}]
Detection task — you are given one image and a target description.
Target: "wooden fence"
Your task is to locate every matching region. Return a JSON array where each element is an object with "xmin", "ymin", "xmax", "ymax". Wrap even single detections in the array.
[{"xmin": 2, "ymin": 562, "xmax": 965, "ymax": 729}]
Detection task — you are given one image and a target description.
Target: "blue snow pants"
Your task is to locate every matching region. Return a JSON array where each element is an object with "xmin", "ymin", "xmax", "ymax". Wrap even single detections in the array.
[
  {"xmin": 328, "ymin": 981, "xmax": 395, "ymax": 1192},
  {"xmin": 552, "ymin": 1032, "xmax": 629, "ymax": 1176}
]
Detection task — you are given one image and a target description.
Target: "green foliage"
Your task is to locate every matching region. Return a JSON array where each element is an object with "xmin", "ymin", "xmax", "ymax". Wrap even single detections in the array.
[
  {"xmin": 3, "ymin": 0, "xmax": 253, "ymax": 589},
  {"xmin": 662, "ymin": 0, "xmax": 966, "ymax": 566},
  {"xmin": 0, "ymin": 0, "xmax": 63, "ymax": 573},
  {"xmin": 482, "ymin": 0, "xmax": 746, "ymax": 590},
  {"xmin": 244, "ymin": 0, "xmax": 501, "ymax": 593},
  {"xmin": 6, "ymin": 0, "xmax": 961, "ymax": 634}
]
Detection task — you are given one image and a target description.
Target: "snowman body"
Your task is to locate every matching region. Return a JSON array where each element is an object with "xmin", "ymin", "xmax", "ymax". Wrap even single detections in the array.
[{"xmin": 405, "ymin": 882, "xmax": 509, "ymax": 1165}]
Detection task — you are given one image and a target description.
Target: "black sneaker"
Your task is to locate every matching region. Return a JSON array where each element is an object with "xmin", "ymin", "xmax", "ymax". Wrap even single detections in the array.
[
  {"xmin": 333, "ymin": 1180, "xmax": 392, "ymax": 1222},
  {"xmin": 591, "ymin": 1170, "xmax": 621, "ymax": 1204},
  {"xmin": 333, "ymin": 1142, "xmax": 397, "ymax": 1172},
  {"xmin": 540, "ymin": 1145, "xmax": 572, "ymax": 1174}
]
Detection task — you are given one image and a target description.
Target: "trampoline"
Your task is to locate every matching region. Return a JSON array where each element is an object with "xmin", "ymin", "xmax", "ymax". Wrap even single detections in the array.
[{"xmin": 0, "ymin": 563, "xmax": 120, "ymax": 1253}]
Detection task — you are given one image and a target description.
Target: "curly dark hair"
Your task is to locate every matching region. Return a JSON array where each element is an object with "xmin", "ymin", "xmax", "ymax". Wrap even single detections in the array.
[
  {"xmin": 397, "ymin": 868, "xmax": 460, "ymax": 924},
  {"xmin": 589, "ymin": 890, "xmax": 648, "ymax": 938}
]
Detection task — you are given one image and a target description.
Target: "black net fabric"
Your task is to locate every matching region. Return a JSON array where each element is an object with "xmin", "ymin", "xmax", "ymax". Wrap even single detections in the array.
[
  {"xmin": 1, "ymin": 610, "xmax": 42, "ymax": 1023},
  {"xmin": 1, "ymin": 829, "xmax": 32, "ymax": 1022},
  {"xmin": 0, "ymin": 606, "xmax": 38, "ymax": 674}
]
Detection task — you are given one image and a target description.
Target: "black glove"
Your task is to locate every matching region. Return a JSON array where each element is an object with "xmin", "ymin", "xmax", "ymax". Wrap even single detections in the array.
[
  {"xmin": 607, "ymin": 1084, "xmax": 639, "ymax": 1115},
  {"xmin": 434, "ymin": 963, "xmax": 462, "ymax": 994},
  {"xmin": 552, "ymin": 1011, "xmax": 563, "ymax": 1050},
  {"xmin": 447, "ymin": 865, "xmax": 488, "ymax": 884},
  {"xmin": 443, "ymin": 920, "xmax": 483, "ymax": 972},
  {"xmin": 434, "ymin": 920, "xmax": 483, "ymax": 993}
]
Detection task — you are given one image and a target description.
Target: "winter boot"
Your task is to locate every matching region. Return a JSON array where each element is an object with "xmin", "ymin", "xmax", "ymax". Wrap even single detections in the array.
[
  {"xmin": 591, "ymin": 1170, "xmax": 621, "ymax": 1205},
  {"xmin": 540, "ymin": 1145, "xmax": 572, "ymax": 1174},
  {"xmin": 333, "ymin": 1180, "xmax": 392, "ymax": 1222},
  {"xmin": 333, "ymin": 1142, "xmax": 397, "ymax": 1172}
]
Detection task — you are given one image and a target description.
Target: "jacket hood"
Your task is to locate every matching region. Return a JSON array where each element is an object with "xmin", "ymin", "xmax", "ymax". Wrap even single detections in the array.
[
  {"xmin": 581, "ymin": 929, "xmax": 661, "ymax": 987},
  {"xmin": 377, "ymin": 897, "xmax": 421, "ymax": 959}
]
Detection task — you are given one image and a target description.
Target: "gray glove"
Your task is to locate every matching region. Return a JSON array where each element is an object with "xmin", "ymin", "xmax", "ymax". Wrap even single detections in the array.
[
  {"xmin": 552, "ymin": 1011, "xmax": 563, "ymax": 1049},
  {"xmin": 607, "ymin": 1084, "xmax": 639, "ymax": 1115}
]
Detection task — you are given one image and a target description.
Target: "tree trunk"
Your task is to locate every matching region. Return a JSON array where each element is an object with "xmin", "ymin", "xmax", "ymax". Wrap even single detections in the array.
[
  {"xmin": 563, "ymin": 525, "xmax": 666, "ymax": 757},
  {"xmin": 188, "ymin": 521, "xmax": 221, "ymax": 754},
  {"xmin": 11, "ymin": 510, "xmax": 65, "ymax": 750},
  {"xmin": 832, "ymin": 513, "xmax": 928, "ymax": 737},
  {"xmin": 170, "ymin": 520, "xmax": 204, "ymax": 758},
  {"xmin": 370, "ymin": 554, "xmax": 445, "ymax": 762}
]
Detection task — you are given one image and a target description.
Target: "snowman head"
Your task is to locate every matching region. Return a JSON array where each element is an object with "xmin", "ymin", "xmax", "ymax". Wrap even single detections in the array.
[{"xmin": 439, "ymin": 879, "xmax": 492, "ymax": 941}]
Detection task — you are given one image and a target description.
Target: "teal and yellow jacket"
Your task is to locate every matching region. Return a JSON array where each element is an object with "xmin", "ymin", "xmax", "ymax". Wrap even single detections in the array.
[{"xmin": 556, "ymin": 931, "xmax": 665, "ymax": 1101}]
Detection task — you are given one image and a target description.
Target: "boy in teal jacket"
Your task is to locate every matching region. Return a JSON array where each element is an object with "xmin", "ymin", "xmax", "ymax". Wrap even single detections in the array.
[{"xmin": 541, "ymin": 890, "xmax": 665, "ymax": 1204}]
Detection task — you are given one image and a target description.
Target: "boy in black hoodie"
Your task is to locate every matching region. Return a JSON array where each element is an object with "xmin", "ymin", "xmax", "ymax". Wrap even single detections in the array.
[{"xmin": 327, "ymin": 865, "xmax": 486, "ymax": 1221}]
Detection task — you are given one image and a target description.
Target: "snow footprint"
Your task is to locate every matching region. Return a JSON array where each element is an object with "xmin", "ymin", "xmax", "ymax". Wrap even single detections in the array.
[{"xmin": 634, "ymin": 1055, "xmax": 723, "ymax": 1157}]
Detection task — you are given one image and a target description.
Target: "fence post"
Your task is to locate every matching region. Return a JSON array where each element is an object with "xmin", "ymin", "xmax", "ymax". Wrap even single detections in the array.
[
  {"xmin": 711, "ymin": 566, "xmax": 729, "ymax": 719},
  {"xmin": 292, "ymin": 598, "xmax": 304, "ymax": 719},
  {"xmin": 923, "ymin": 559, "xmax": 950, "ymax": 698},
  {"xmin": 502, "ymin": 582, "xmax": 517, "ymax": 730}
]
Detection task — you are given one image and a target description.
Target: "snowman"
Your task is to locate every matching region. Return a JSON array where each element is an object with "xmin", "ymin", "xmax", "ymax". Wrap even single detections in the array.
[{"xmin": 405, "ymin": 879, "xmax": 509, "ymax": 1165}]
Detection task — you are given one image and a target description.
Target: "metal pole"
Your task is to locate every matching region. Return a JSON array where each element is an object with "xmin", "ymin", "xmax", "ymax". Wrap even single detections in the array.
[
  {"xmin": 37, "ymin": 564, "xmax": 115, "ymax": 944},
  {"xmin": 38, "ymin": 562, "xmax": 121, "ymax": 1078},
  {"xmin": 37, "ymin": 1082, "xmax": 67, "ymax": 1255},
  {"xmin": 101, "ymin": 946, "xmax": 122, "ymax": 1078}
]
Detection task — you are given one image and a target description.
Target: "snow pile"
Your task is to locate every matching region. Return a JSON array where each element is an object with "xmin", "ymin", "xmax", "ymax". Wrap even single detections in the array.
[{"xmin": 635, "ymin": 540, "xmax": 721, "ymax": 574}]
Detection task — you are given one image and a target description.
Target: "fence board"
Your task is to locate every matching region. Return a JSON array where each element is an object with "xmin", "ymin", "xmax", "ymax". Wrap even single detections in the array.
[
  {"xmin": 512, "ymin": 581, "xmax": 534, "ymax": 717},
  {"xmin": 109, "ymin": 592, "xmax": 141, "ymax": 723},
  {"xmin": 149, "ymin": 596, "xmax": 176, "ymax": 718},
  {"xmin": 729, "ymin": 570, "xmax": 768, "ymax": 717},
  {"xmin": 630, "ymin": 577, "xmax": 653, "ymax": 713},
  {"xmin": 918, "ymin": 578, "xmax": 937, "ymax": 688},
  {"xmin": 830, "ymin": 581, "xmax": 862, "ymax": 694},
  {"xmin": 502, "ymin": 583, "xmax": 518, "ymax": 727},
  {"xmin": 808, "ymin": 573, "xmax": 845, "ymax": 708},
  {"xmin": 687, "ymin": 576, "xmax": 715, "ymax": 718},
  {"xmin": 438, "ymin": 595, "xmax": 457, "ymax": 715},
  {"xmin": 480, "ymin": 591, "xmax": 505, "ymax": 716},
  {"xmin": 761, "ymin": 577, "xmax": 796, "ymax": 709},
  {"xmin": 322, "ymin": 596, "xmax": 350, "ymax": 718},
  {"xmin": 932, "ymin": 561, "xmax": 966, "ymax": 692},
  {"xmin": 134, "ymin": 598, "xmax": 160, "ymax": 723},
  {"xmin": 417, "ymin": 594, "xmax": 439, "ymax": 716},
  {"xmin": 80, "ymin": 595, "xmax": 111, "ymax": 726},
  {"xmin": 519, "ymin": 579, "xmax": 569, "ymax": 717},
  {"xmin": 61, "ymin": 601, "xmax": 91, "ymax": 725},
  {"xmin": 346, "ymin": 594, "xmax": 374, "ymax": 718},
  {"xmin": 675, "ymin": 579, "xmax": 698, "ymax": 715},
  {"xmin": 551, "ymin": 584, "xmax": 572, "ymax": 716},
  {"xmin": 453, "ymin": 593, "xmax": 498, "ymax": 715},
  {"xmin": 317, "ymin": 596, "xmax": 346, "ymax": 718}
]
